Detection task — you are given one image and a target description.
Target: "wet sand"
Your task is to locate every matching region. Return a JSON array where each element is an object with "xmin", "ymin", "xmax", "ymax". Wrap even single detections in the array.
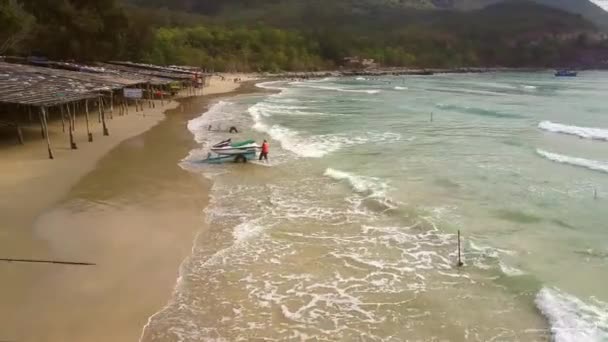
[{"xmin": 0, "ymin": 79, "xmax": 258, "ymax": 341}]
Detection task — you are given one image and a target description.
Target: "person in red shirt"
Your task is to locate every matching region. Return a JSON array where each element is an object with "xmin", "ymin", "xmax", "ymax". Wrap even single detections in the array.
[{"xmin": 259, "ymin": 140, "xmax": 269, "ymax": 161}]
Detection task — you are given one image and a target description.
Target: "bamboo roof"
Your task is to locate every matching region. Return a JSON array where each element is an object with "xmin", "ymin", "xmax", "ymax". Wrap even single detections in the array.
[
  {"xmin": 0, "ymin": 62, "xmax": 102, "ymax": 106},
  {"xmin": 96, "ymin": 63, "xmax": 180, "ymax": 85},
  {"xmin": 104, "ymin": 62, "xmax": 195, "ymax": 80}
]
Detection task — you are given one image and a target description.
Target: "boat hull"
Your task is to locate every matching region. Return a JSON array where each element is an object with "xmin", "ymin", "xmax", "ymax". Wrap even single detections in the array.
[{"xmin": 195, "ymin": 151, "xmax": 257, "ymax": 164}]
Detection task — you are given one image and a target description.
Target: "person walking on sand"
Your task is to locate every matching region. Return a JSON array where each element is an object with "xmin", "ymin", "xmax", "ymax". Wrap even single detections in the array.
[{"xmin": 259, "ymin": 139, "xmax": 269, "ymax": 162}]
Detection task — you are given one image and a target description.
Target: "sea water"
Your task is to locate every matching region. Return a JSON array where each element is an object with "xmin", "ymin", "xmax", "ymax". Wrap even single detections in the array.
[{"xmin": 142, "ymin": 72, "xmax": 608, "ymax": 341}]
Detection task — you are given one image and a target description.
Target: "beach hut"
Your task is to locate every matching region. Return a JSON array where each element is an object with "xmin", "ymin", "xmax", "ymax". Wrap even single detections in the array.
[{"xmin": 0, "ymin": 62, "xmax": 144, "ymax": 158}]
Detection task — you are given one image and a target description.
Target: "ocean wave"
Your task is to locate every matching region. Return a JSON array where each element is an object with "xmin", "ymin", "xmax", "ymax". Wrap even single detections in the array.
[
  {"xmin": 436, "ymin": 103, "xmax": 522, "ymax": 119},
  {"xmin": 356, "ymin": 76, "xmax": 366, "ymax": 81},
  {"xmin": 232, "ymin": 220, "xmax": 265, "ymax": 242},
  {"xmin": 253, "ymin": 123, "xmax": 342, "ymax": 158},
  {"xmin": 499, "ymin": 261, "xmax": 525, "ymax": 276},
  {"xmin": 539, "ymin": 121, "xmax": 608, "ymax": 141},
  {"xmin": 536, "ymin": 149, "xmax": 608, "ymax": 174},
  {"xmin": 295, "ymin": 83, "xmax": 381, "ymax": 94},
  {"xmin": 535, "ymin": 287, "xmax": 608, "ymax": 342},
  {"xmin": 249, "ymin": 102, "xmax": 400, "ymax": 158},
  {"xmin": 394, "ymin": 86, "xmax": 408, "ymax": 90},
  {"xmin": 186, "ymin": 101, "xmax": 234, "ymax": 143},
  {"xmin": 324, "ymin": 168, "xmax": 388, "ymax": 199},
  {"xmin": 255, "ymin": 81, "xmax": 286, "ymax": 91}
]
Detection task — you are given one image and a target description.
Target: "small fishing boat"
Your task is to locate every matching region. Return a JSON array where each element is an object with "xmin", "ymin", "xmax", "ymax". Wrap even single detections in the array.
[
  {"xmin": 196, "ymin": 150, "xmax": 257, "ymax": 164},
  {"xmin": 211, "ymin": 139, "xmax": 259, "ymax": 155},
  {"xmin": 555, "ymin": 70, "xmax": 577, "ymax": 77}
]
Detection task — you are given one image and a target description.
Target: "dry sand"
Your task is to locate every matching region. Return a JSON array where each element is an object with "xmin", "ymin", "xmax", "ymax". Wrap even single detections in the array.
[{"xmin": 0, "ymin": 74, "xmax": 258, "ymax": 341}]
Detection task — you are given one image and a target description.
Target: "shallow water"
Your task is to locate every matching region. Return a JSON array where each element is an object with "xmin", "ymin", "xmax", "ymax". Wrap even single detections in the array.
[{"xmin": 143, "ymin": 72, "xmax": 608, "ymax": 341}]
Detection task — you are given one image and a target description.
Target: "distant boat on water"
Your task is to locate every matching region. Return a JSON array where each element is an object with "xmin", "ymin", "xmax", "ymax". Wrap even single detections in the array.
[{"xmin": 555, "ymin": 70, "xmax": 578, "ymax": 77}]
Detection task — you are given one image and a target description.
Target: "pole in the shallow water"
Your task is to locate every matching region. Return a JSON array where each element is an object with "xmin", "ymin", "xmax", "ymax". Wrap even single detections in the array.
[
  {"xmin": 457, "ymin": 230, "xmax": 464, "ymax": 267},
  {"xmin": 430, "ymin": 112, "xmax": 434, "ymax": 122},
  {"xmin": 594, "ymin": 188, "xmax": 598, "ymax": 200}
]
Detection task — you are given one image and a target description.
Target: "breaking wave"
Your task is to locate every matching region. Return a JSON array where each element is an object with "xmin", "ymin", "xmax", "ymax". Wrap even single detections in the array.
[
  {"xmin": 536, "ymin": 287, "xmax": 608, "ymax": 342},
  {"xmin": 324, "ymin": 168, "xmax": 388, "ymax": 199},
  {"xmin": 536, "ymin": 149, "xmax": 608, "ymax": 174},
  {"xmin": 539, "ymin": 121, "xmax": 608, "ymax": 141},
  {"xmin": 294, "ymin": 83, "xmax": 381, "ymax": 94}
]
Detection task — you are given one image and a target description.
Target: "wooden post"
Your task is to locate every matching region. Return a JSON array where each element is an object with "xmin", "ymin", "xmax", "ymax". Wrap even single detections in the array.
[
  {"xmin": 160, "ymin": 87, "xmax": 164, "ymax": 106},
  {"xmin": 457, "ymin": 230, "xmax": 463, "ymax": 267},
  {"xmin": 38, "ymin": 107, "xmax": 45, "ymax": 139},
  {"xmin": 100, "ymin": 98, "xmax": 109, "ymax": 136},
  {"xmin": 66, "ymin": 104, "xmax": 77, "ymax": 150},
  {"xmin": 430, "ymin": 112, "xmax": 434, "ymax": 122},
  {"xmin": 110, "ymin": 92, "xmax": 114, "ymax": 115},
  {"xmin": 85, "ymin": 99, "xmax": 92, "ymax": 142},
  {"xmin": 594, "ymin": 188, "xmax": 598, "ymax": 200},
  {"xmin": 72, "ymin": 102, "xmax": 77, "ymax": 131},
  {"xmin": 16, "ymin": 123, "xmax": 24, "ymax": 144},
  {"xmin": 97, "ymin": 100, "xmax": 102, "ymax": 123},
  {"xmin": 60, "ymin": 105, "xmax": 66, "ymax": 133},
  {"xmin": 40, "ymin": 107, "xmax": 53, "ymax": 159}
]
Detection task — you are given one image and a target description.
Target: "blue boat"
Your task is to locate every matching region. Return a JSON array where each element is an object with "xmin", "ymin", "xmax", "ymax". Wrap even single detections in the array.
[
  {"xmin": 555, "ymin": 70, "xmax": 577, "ymax": 77},
  {"xmin": 195, "ymin": 151, "xmax": 257, "ymax": 164}
]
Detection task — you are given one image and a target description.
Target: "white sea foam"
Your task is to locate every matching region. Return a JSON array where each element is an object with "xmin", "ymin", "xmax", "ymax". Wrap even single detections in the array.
[
  {"xmin": 499, "ymin": 261, "xmax": 525, "ymax": 276},
  {"xmin": 324, "ymin": 168, "xmax": 388, "ymax": 199},
  {"xmin": 356, "ymin": 77, "xmax": 366, "ymax": 81},
  {"xmin": 522, "ymin": 85, "xmax": 538, "ymax": 90},
  {"xmin": 394, "ymin": 86, "xmax": 408, "ymax": 90},
  {"xmin": 186, "ymin": 101, "xmax": 233, "ymax": 143},
  {"xmin": 536, "ymin": 287, "xmax": 608, "ymax": 342},
  {"xmin": 249, "ymin": 102, "xmax": 400, "ymax": 158},
  {"xmin": 255, "ymin": 81, "xmax": 286, "ymax": 91},
  {"xmin": 536, "ymin": 149, "xmax": 608, "ymax": 174},
  {"xmin": 539, "ymin": 121, "xmax": 608, "ymax": 141},
  {"xmin": 295, "ymin": 83, "xmax": 381, "ymax": 94},
  {"xmin": 233, "ymin": 221, "xmax": 265, "ymax": 242}
]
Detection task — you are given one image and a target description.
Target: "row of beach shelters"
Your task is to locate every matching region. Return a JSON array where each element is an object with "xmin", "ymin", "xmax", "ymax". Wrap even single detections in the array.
[{"xmin": 0, "ymin": 57, "xmax": 208, "ymax": 159}]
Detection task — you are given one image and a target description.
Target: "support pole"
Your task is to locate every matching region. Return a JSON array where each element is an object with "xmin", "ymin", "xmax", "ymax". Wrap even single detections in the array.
[
  {"xmin": 110, "ymin": 92, "xmax": 114, "ymax": 115},
  {"xmin": 16, "ymin": 123, "xmax": 24, "ymax": 144},
  {"xmin": 60, "ymin": 105, "xmax": 65, "ymax": 133},
  {"xmin": 67, "ymin": 104, "xmax": 77, "ymax": 150},
  {"xmin": 457, "ymin": 230, "xmax": 463, "ymax": 267},
  {"xmin": 85, "ymin": 100, "xmax": 92, "ymax": 142},
  {"xmin": 40, "ymin": 107, "xmax": 53, "ymax": 159},
  {"xmin": 38, "ymin": 107, "xmax": 45, "ymax": 139},
  {"xmin": 100, "ymin": 98, "xmax": 109, "ymax": 136},
  {"xmin": 72, "ymin": 102, "xmax": 77, "ymax": 131}
]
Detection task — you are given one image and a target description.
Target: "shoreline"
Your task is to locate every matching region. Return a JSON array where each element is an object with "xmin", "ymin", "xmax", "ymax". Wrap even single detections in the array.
[{"xmin": 0, "ymin": 76, "xmax": 259, "ymax": 341}]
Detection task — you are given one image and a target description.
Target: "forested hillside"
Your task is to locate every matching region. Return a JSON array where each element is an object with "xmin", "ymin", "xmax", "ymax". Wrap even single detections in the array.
[{"xmin": 1, "ymin": 0, "xmax": 607, "ymax": 71}]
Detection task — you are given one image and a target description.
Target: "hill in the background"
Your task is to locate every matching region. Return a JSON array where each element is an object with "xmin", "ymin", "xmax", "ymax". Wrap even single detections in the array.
[
  {"xmin": 3, "ymin": 0, "xmax": 607, "ymax": 70},
  {"xmin": 447, "ymin": 0, "xmax": 608, "ymax": 30}
]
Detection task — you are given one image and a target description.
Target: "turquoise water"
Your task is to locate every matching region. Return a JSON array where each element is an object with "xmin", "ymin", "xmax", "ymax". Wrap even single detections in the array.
[{"xmin": 143, "ymin": 72, "xmax": 608, "ymax": 341}]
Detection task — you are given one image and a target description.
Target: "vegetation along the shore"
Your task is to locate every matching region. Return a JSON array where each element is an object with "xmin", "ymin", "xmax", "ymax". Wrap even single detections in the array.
[{"xmin": 1, "ymin": 0, "xmax": 608, "ymax": 71}]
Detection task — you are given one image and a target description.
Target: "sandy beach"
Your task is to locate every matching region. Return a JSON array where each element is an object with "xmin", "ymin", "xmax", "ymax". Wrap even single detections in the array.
[{"xmin": 0, "ymin": 74, "xmax": 257, "ymax": 341}]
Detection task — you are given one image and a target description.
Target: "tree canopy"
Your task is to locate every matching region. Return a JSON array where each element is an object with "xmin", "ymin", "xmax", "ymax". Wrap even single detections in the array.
[{"xmin": 3, "ymin": 0, "xmax": 607, "ymax": 70}]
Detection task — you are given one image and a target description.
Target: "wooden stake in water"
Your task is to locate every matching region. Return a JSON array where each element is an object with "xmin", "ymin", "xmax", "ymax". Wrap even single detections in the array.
[
  {"xmin": 594, "ymin": 188, "xmax": 598, "ymax": 200},
  {"xmin": 457, "ymin": 230, "xmax": 464, "ymax": 267},
  {"xmin": 430, "ymin": 112, "xmax": 434, "ymax": 122}
]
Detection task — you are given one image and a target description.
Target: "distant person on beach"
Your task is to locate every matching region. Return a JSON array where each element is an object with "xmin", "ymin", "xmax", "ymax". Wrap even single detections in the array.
[
  {"xmin": 229, "ymin": 126, "xmax": 238, "ymax": 133},
  {"xmin": 259, "ymin": 140, "xmax": 269, "ymax": 162}
]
